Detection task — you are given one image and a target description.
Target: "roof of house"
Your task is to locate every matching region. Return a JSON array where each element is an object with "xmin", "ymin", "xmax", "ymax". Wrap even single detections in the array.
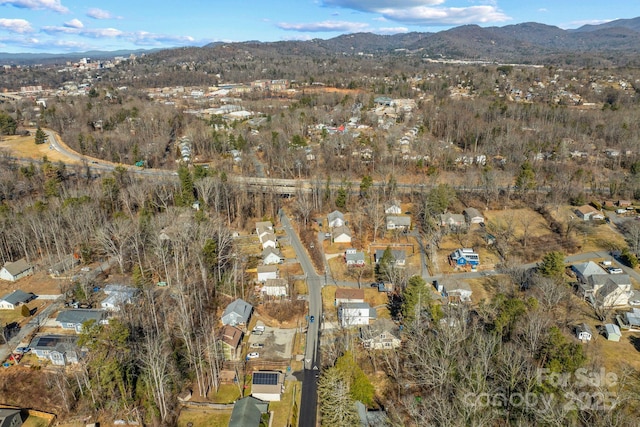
[
  {"xmin": 56, "ymin": 309, "xmax": 106, "ymax": 325},
  {"xmin": 576, "ymin": 205, "xmax": 600, "ymax": 215},
  {"xmin": 262, "ymin": 247, "xmax": 283, "ymax": 259},
  {"xmin": 335, "ymin": 288, "xmax": 365, "ymax": 301},
  {"xmin": 251, "ymin": 371, "xmax": 284, "ymax": 395},
  {"xmin": 103, "ymin": 284, "xmax": 137, "ymax": 296},
  {"xmin": 386, "ymin": 215, "xmax": 411, "ymax": 225},
  {"xmin": 264, "ymin": 278, "xmax": 288, "ymax": 288},
  {"xmin": 463, "ymin": 207, "xmax": 483, "ymax": 218},
  {"xmin": 445, "ymin": 281, "xmax": 472, "ymax": 293},
  {"xmin": 221, "ymin": 325, "xmax": 243, "ymax": 348},
  {"xmin": 572, "ymin": 261, "xmax": 607, "ymax": 278},
  {"xmin": 332, "ymin": 225, "xmax": 352, "ymax": 238},
  {"xmin": 0, "ymin": 289, "xmax": 34, "ymax": 305},
  {"xmin": 1, "ymin": 258, "xmax": 33, "ymax": 276},
  {"xmin": 255, "ymin": 221, "xmax": 273, "ymax": 231},
  {"xmin": 222, "ymin": 299, "xmax": 253, "ymax": 324},
  {"xmin": 228, "ymin": 396, "xmax": 269, "ymax": 427},
  {"xmin": 0, "ymin": 408, "xmax": 22, "ymax": 427},
  {"xmin": 257, "ymin": 265, "xmax": 278, "ymax": 274},
  {"xmin": 30, "ymin": 334, "xmax": 78, "ymax": 352},
  {"xmin": 345, "ymin": 251, "xmax": 365, "ymax": 262},
  {"xmin": 260, "ymin": 232, "xmax": 277, "ymax": 243},
  {"xmin": 375, "ymin": 249, "xmax": 406, "ymax": 262},
  {"xmin": 328, "ymin": 210, "xmax": 344, "ymax": 222},
  {"xmin": 625, "ymin": 309, "xmax": 640, "ymax": 327},
  {"xmin": 604, "ymin": 323, "xmax": 621, "ymax": 336},
  {"xmin": 440, "ymin": 213, "xmax": 466, "ymax": 224},
  {"xmin": 588, "ymin": 274, "xmax": 631, "ymax": 288},
  {"xmin": 363, "ymin": 318, "xmax": 400, "ymax": 339}
]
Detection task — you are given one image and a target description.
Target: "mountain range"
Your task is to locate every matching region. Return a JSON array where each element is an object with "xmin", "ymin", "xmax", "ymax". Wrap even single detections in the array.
[{"xmin": 2, "ymin": 17, "xmax": 640, "ymax": 66}]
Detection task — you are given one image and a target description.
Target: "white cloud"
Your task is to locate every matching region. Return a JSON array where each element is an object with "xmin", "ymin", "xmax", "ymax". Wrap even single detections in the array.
[
  {"xmin": 64, "ymin": 18, "xmax": 83, "ymax": 29},
  {"xmin": 323, "ymin": 0, "xmax": 443, "ymax": 11},
  {"xmin": 0, "ymin": 18, "xmax": 32, "ymax": 33},
  {"xmin": 129, "ymin": 31, "xmax": 195, "ymax": 45},
  {"xmin": 538, "ymin": 8, "xmax": 548, "ymax": 12},
  {"xmin": 277, "ymin": 20, "xmax": 369, "ymax": 32},
  {"xmin": 375, "ymin": 26, "xmax": 409, "ymax": 34},
  {"xmin": 378, "ymin": 5, "xmax": 510, "ymax": 25},
  {"xmin": 86, "ymin": 7, "xmax": 115, "ymax": 20},
  {"xmin": 0, "ymin": 0, "xmax": 68, "ymax": 13}
]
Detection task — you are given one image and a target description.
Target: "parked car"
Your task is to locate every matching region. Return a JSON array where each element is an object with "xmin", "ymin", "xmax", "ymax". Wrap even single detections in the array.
[
  {"xmin": 247, "ymin": 352, "xmax": 260, "ymax": 359},
  {"xmin": 252, "ymin": 325, "xmax": 265, "ymax": 335},
  {"xmin": 607, "ymin": 267, "xmax": 623, "ymax": 274},
  {"xmin": 250, "ymin": 343, "xmax": 264, "ymax": 349},
  {"xmin": 310, "ymin": 315, "xmax": 315, "ymax": 323},
  {"xmin": 15, "ymin": 347, "xmax": 30, "ymax": 354}
]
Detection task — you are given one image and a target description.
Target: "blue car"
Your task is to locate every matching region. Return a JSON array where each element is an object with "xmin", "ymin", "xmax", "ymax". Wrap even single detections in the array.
[{"xmin": 310, "ymin": 316, "xmax": 315, "ymax": 323}]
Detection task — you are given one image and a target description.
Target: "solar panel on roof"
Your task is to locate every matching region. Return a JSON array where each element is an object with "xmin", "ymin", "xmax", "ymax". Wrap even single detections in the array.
[{"xmin": 253, "ymin": 372, "xmax": 278, "ymax": 385}]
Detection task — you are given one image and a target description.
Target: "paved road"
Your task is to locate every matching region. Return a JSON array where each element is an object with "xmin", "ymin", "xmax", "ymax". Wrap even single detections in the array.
[{"xmin": 279, "ymin": 209, "xmax": 321, "ymax": 427}]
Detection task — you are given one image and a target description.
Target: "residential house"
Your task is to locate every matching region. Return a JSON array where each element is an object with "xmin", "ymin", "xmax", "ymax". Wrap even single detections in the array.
[
  {"xmin": 575, "ymin": 323, "xmax": 592, "ymax": 342},
  {"xmin": 443, "ymin": 281, "xmax": 473, "ymax": 303},
  {"xmin": 100, "ymin": 284, "xmax": 137, "ymax": 312},
  {"xmin": 335, "ymin": 288, "xmax": 365, "ymax": 306},
  {"xmin": 228, "ymin": 396, "xmax": 269, "ymax": 427},
  {"xmin": 604, "ymin": 323, "xmax": 621, "ymax": 342},
  {"xmin": 0, "ymin": 259, "xmax": 34, "ymax": 282},
  {"xmin": 580, "ymin": 274, "xmax": 632, "ymax": 306},
  {"xmin": 339, "ymin": 302, "xmax": 377, "ymax": 327},
  {"xmin": 463, "ymin": 207, "xmax": 485, "ymax": 224},
  {"xmin": 0, "ymin": 408, "xmax": 23, "ymax": 427},
  {"xmin": 572, "ymin": 261, "xmax": 607, "ymax": 284},
  {"xmin": 344, "ymin": 249, "xmax": 365, "ymax": 267},
  {"xmin": 384, "ymin": 201, "xmax": 402, "ymax": 215},
  {"xmin": 219, "ymin": 325, "xmax": 244, "ymax": 361},
  {"xmin": 327, "ymin": 210, "xmax": 345, "ymax": 228},
  {"xmin": 221, "ymin": 299, "xmax": 253, "ymax": 327},
  {"xmin": 624, "ymin": 308, "xmax": 640, "ymax": 330},
  {"xmin": 440, "ymin": 213, "xmax": 466, "ymax": 228},
  {"xmin": 251, "ymin": 371, "xmax": 285, "ymax": 402},
  {"xmin": 386, "ymin": 215, "xmax": 411, "ymax": 231},
  {"xmin": 449, "ymin": 248, "xmax": 480, "ymax": 268},
  {"xmin": 30, "ymin": 334, "xmax": 80, "ymax": 366},
  {"xmin": 255, "ymin": 221, "xmax": 273, "ymax": 235},
  {"xmin": 618, "ymin": 200, "xmax": 632, "ymax": 208},
  {"xmin": 0, "ymin": 290, "xmax": 35, "ymax": 310},
  {"xmin": 259, "ymin": 232, "xmax": 278, "ymax": 250},
  {"xmin": 575, "ymin": 205, "xmax": 605, "ymax": 221},
  {"xmin": 262, "ymin": 247, "xmax": 284, "ymax": 265},
  {"xmin": 361, "ymin": 318, "xmax": 401, "ymax": 350},
  {"xmin": 374, "ymin": 249, "xmax": 406, "ymax": 267},
  {"xmin": 257, "ymin": 265, "xmax": 278, "ymax": 283},
  {"xmin": 262, "ymin": 278, "xmax": 289, "ymax": 297},
  {"xmin": 332, "ymin": 225, "xmax": 352, "ymax": 243},
  {"xmin": 56, "ymin": 309, "xmax": 107, "ymax": 333}
]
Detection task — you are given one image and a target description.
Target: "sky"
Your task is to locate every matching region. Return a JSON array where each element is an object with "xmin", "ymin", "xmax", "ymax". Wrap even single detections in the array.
[{"xmin": 0, "ymin": 0, "xmax": 639, "ymax": 54}]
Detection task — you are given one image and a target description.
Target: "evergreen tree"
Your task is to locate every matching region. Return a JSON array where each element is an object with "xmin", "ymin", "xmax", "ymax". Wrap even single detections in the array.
[
  {"xmin": 34, "ymin": 126, "xmax": 47, "ymax": 145},
  {"xmin": 515, "ymin": 161, "xmax": 536, "ymax": 192},
  {"xmin": 318, "ymin": 366, "xmax": 360, "ymax": 425},
  {"xmin": 402, "ymin": 275, "xmax": 432, "ymax": 323},
  {"xmin": 335, "ymin": 351, "xmax": 375, "ymax": 406},
  {"xmin": 538, "ymin": 251, "xmax": 565, "ymax": 278}
]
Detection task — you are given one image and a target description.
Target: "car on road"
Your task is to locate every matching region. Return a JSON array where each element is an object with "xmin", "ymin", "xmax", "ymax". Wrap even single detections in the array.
[
  {"xmin": 247, "ymin": 352, "xmax": 260, "ymax": 359},
  {"xmin": 310, "ymin": 315, "xmax": 315, "ymax": 323},
  {"xmin": 250, "ymin": 343, "xmax": 264, "ymax": 349}
]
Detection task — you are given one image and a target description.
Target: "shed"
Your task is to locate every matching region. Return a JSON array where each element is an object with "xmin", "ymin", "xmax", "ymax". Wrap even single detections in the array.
[
  {"xmin": 575, "ymin": 323, "xmax": 592, "ymax": 342},
  {"xmin": 604, "ymin": 323, "xmax": 621, "ymax": 342}
]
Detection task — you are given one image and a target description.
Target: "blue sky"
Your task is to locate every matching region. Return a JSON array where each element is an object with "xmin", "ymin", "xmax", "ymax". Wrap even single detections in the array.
[{"xmin": 0, "ymin": 0, "xmax": 639, "ymax": 53}]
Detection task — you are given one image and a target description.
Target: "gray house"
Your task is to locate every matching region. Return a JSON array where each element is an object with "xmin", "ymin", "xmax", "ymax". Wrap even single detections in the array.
[
  {"xmin": 327, "ymin": 210, "xmax": 345, "ymax": 228},
  {"xmin": 221, "ymin": 299, "xmax": 253, "ymax": 327},
  {"xmin": 0, "ymin": 290, "xmax": 36, "ymax": 310},
  {"xmin": 386, "ymin": 215, "xmax": 411, "ymax": 230},
  {"xmin": 56, "ymin": 309, "xmax": 107, "ymax": 333},
  {"xmin": 229, "ymin": 396, "xmax": 269, "ymax": 427},
  {"xmin": 0, "ymin": 408, "xmax": 22, "ymax": 427},
  {"xmin": 30, "ymin": 334, "xmax": 80, "ymax": 366},
  {"xmin": 0, "ymin": 259, "xmax": 34, "ymax": 282}
]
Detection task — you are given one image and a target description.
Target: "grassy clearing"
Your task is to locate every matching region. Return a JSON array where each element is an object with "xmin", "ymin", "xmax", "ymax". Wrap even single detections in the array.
[
  {"xmin": 268, "ymin": 381, "xmax": 300, "ymax": 427},
  {"xmin": 177, "ymin": 409, "xmax": 231, "ymax": 427},
  {"xmin": 293, "ymin": 279, "xmax": 308, "ymax": 295},
  {"xmin": 208, "ymin": 384, "xmax": 242, "ymax": 404}
]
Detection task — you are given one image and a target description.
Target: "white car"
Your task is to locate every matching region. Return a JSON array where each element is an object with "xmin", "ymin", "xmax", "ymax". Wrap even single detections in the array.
[
  {"xmin": 247, "ymin": 352, "xmax": 260, "ymax": 359},
  {"xmin": 608, "ymin": 267, "xmax": 623, "ymax": 274}
]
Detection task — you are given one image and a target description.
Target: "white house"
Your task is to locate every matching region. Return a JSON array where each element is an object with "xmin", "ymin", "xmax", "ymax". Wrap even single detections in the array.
[
  {"xmin": 0, "ymin": 289, "xmax": 35, "ymax": 310},
  {"xmin": 572, "ymin": 261, "xmax": 607, "ymax": 284},
  {"xmin": 361, "ymin": 318, "xmax": 401, "ymax": 350},
  {"xmin": 257, "ymin": 265, "xmax": 278, "ymax": 283},
  {"xmin": 575, "ymin": 323, "xmax": 592, "ymax": 342},
  {"xmin": 335, "ymin": 288, "xmax": 365, "ymax": 306},
  {"xmin": 260, "ymin": 232, "xmax": 278, "ymax": 250},
  {"xmin": 374, "ymin": 249, "xmax": 406, "ymax": 267},
  {"xmin": 344, "ymin": 249, "xmax": 365, "ymax": 266},
  {"xmin": 386, "ymin": 215, "xmax": 411, "ymax": 231},
  {"xmin": 440, "ymin": 213, "xmax": 466, "ymax": 228},
  {"xmin": 384, "ymin": 201, "xmax": 402, "ymax": 215},
  {"xmin": 575, "ymin": 205, "xmax": 605, "ymax": 221},
  {"xmin": 332, "ymin": 225, "xmax": 352, "ymax": 243},
  {"xmin": 0, "ymin": 258, "xmax": 34, "ymax": 282},
  {"xmin": 100, "ymin": 284, "xmax": 137, "ymax": 312},
  {"xmin": 263, "ymin": 278, "xmax": 289, "ymax": 297},
  {"xmin": 255, "ymin": 221, "xmax": 273, "ymax": 235},
  {"xmin": 463, "ymin": 208, "xmax": 484, "ymax": 224},
  {"xmin": 444, "ymin": 281, "xmax": 473, "ymax": 303},
  {"xmin": 262, "ymin": 247, "xmax": 284, "ymax": 265},
  {"xmin": 327, "ymin": 210, "xmax": 345, "ymax": 228},
  {"xmin": 339, "ymin": 302, "xmax": 376, "ymax": 327}
]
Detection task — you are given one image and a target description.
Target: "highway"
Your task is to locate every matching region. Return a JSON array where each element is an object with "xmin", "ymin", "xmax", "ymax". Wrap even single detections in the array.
[{"xmin": 279, "ymin": 209, "xmax": 322, "ymax": 427}]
